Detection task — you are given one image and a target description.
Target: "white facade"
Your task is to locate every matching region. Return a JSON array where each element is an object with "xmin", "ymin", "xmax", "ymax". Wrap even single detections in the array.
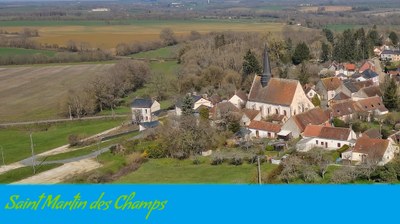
[
  {"xmin": 246, "ymin": 82, "xmax": 314, "ymax": 119},
  {"xmin": 297, "ymin": 138, "xmax": 354, "ymax": 152},
  {"xmin": 249, "ymin": 129, "xmax": 278, "ymax": 139},
  {"xmin": 229, "ymin": 95, "xmax": 246, "ymax": 109},
  {"xmin": 306, "ymin": 89, "xmax": 319, "ymax": 100},
  {"xmin": 194, "ymin": 98, "xmax": 212, "ymax": 110},
  {"xmin": 241, "ymin": 113, "xmax": 261, "ymax": 126},
  {"xmin": 131, "ymin": 101, "xmax": 160, "ymax": 123}
]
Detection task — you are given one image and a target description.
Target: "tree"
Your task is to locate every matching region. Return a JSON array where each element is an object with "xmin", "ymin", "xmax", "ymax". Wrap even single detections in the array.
[
  {"xmin": 160, "ymin": 28, "xmax": 177, "ymax": 46},
  {"xmin": 199, "ymin": 107, "xmax": 209, "ymax": 120},
  {"xmin": 320, "ymin": 42, "xmax": 330, "ymax": 62},
  {"xmin": 383, "ymin": 77, "xmax": 399, "ymax": 111},
  {"xmin": 367, "ymin": 29, "xmax": 382, "ymax": 46},
  {"xmin": 181, "ymin": 94, "xmax": 194, "ymax": 116},
  {"xmin": 242, "ymin": 49, "xmax": 261, "ymax": 76},
  {"xmin": 323, "ymin": 28, "xmax": 334, "ymax": 44},
  {"xmin": 311, "ymin": 94, "xmax": 321, "ymax": 107},
  {"xmin": 389, "ymin": 31, "xmax": 399, "ymax": 47},
  {"xmin": 292, "ymin": 42, "xmax": 310, "ymax": 65},
  {"xmin": 298, "ymin": 62, "xmax": 310, "ymax": 85}
]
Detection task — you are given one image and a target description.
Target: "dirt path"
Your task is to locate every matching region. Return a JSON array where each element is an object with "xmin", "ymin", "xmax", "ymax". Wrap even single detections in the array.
[{"xmin": 13, "ymin": 159, "xmax": 101, "ymax": 184}]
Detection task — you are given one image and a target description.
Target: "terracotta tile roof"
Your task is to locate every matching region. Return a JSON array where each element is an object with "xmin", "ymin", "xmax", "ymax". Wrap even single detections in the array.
[
  {"xmin": 345, "ymin": 63, "xmax": 356, "ymax": 71},
  {"xmin": 361, "ymin": 86, "xmax": 382, "ymax": 97},
  {"xmin": 242, "ymin": 109, "xmax": 261, "ymax": 121},
  {"xmin": 363, "ymin": 128, "xmax": 382, "ymax": 139},
  {"xmin": 331, "ymin": 96, "xmax": 388, "ymax": 116},
  {"xmin": 353, "ymin": 136, "xmax": 389, "ymax": 161},
  {"xmin": 303, "ymin": 125, "xmax": 351, "ymax": 141},
  {"xmin": 292, "ymin": 107, "xmax": 331, "ymax": 132},
  {"xmin": 321, "ymin": 77, "xmax": 342, "ymax": 91},
  {"xmin": 234, "ymin": 90, "xmax": 248, "ymax": 101},
  {"xmin": 356, "ymin": 96, "xmax": 387, "ymax": 113},
  {"xmin": 332, "ymin": 92, "xmax": 350, "ymax": 101},
  {"xmin": 248, "ymin": 76, "xmax": 299, "ymax": 106},
  {"xmin": 359, "ymin": 61, "xmax": 375, "ymax": 73},
  {"xmin": 248, "ymin": 120, "xmax": 282, "ymax": 133}
]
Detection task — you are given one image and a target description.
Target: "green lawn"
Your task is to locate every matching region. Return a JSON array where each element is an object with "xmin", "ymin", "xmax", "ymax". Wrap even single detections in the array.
[
  {"xmin": 0, "ymin": 118, "xmax": 126, "ymax": 164},
  {"xmin": 37, "ymin": 131, "xmax": 140, "ymax": 162},
  {"xmin": 324, "ymin": 24, "xmax": 362, "ymax": 32},
  {"xmin": 0, "ymin": 164, "xmax": 61, "ymax": 183},
  {"xmin": 0, "ymin": 47, "xmax": 56, "ymax": 57},
  {"xmin": 130, "ymin": 46, "xmax": 176, "ymax": 59},
  {"xmin": 115, "ymin": 158, "xmax": 278, "ymax": 184}
]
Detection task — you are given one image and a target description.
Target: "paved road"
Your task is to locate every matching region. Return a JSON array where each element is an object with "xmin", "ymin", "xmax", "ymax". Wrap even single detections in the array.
[{"xmin": 0, "ymin": 115, "xmax": 128, "ymax": 127}]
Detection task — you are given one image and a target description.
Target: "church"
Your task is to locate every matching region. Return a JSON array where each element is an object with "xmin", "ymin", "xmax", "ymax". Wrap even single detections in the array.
[{"xmin": 245, "ymin": 46, "xmax": 314, "ymax": 119}]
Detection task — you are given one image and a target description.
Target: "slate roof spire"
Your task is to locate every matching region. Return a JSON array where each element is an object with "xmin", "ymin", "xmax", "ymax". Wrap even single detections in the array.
[{"xmin": 261, "ymin": 43, "xmax": 272, "ymax": 87}]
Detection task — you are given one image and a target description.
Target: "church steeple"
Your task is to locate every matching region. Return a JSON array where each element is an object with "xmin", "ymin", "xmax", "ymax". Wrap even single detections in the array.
[{"xmin": 261, "ymin": 44, "xmax": 272, "ymax": 87}]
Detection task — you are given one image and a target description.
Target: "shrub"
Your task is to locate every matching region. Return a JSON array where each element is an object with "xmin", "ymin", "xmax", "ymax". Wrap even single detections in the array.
[
  {"xmin": 211, "ymin": 154, "xmax": 224, "ymax": 165},
  {"xmin": 146, "ymin": 145, "xmax": 166, "ymax": 159},
  {"xmin": 68, "ymin": 134, "xmax": 81, "ymax": 147},
  {"xmin": 265, "ymin": 145, "xmax": 275, "ymax": 151},
  {"xmin": 230, "ymin": 154, "xmax": 243, "ymax": 166}
]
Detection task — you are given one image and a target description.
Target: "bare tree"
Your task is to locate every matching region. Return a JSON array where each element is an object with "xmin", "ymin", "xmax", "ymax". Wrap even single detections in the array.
[{"xmin": 160, "ymin": 28, "xmax": 177, "ymax": 46}]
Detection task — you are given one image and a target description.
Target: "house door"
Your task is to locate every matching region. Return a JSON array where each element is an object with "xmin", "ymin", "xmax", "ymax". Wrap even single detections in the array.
[
  {"xmin": 325, "ymin": 142, "xmax": 328, "ymax": 148},
  {"xmin": 256, "ymin": 130, "xmax": 259, "ymax": 138}
]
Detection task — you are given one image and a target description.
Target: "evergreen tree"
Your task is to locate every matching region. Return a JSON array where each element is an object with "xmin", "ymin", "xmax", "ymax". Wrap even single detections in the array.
[
  {"xmin": 367, "ymin": 29, "xmax": 382, "ymax": 46},
  {"xmin": 242, "ymin": 49, "xmax": 262, "ymax": 76},
  {"xmin": 383, "ymin": 77, "xmax": 399, "ymax": 111},
  {"xmin": 323, "ymin": 28, "xmax": 334, "ymax": 44},
  {"xmin": 389, "ymin": 32, "xmax": 399, "ymax": 47},
  {"xmin": 182, "ymin": 94, "xmax": 194, "ymax": 116},
  {"xmin": 298, "ymin": 62, "xmax": 310, "ymax": 85},
  {"xmin": 292, "ymin": 42, "xmax": 310, "ymax": 65},
  {"xmin": 320, "ymin": 42, "xmax": 330, "ymax": 62},
  {"xmin": 278, "ymin": 65, "xmax": 289, "ymax": 79}
]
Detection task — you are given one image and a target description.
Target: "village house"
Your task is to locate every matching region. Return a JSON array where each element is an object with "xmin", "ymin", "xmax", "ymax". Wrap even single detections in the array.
[
  {"xmin": 175, "ymin": 94, "xmax": 213, "ymax": 116},
  {"xmin": 209, "ymin": 101, "xmax": 240, "ymax": 121},
  {"xmin": 248, "ymin": 120, "xmax": 282, "ymax": 139},
  {"xmin": 241, "ymin": 108, "xmax": 261, "ymax": 126},
  {"xmin": 358, "ymin": 60, "xmax": 376, "ymax": 73},
  {"xmin": 229, "ymin": 90, "xmax": 248, "ymax": 109},
  {"xmin": 352, "ymin": 85, "xmax": 382, "ymax": 101},
  {"xmin": 341, "ymin": 136, "xmax": 399, "ymax": 166},
  {"xmin": 330, "ymin": 96, "xmax": 388, "ymax": 122},
  {"xmin": 279, "ymin": 107, "xmax": 331, "ymax": 139},
  {"xmin": 246, "ymin": 46, "xmax": 314, "ymax": 119},
  {"xmin": 304, "ymin": 84, "xmax": 320, "ymax": 100},
  {"xmin": 336, "ymin": 80, "xmax": 374, "ymax": 99},
  {"xmin": 296, "ymin": 125, "xmax": 356, "ymax": 152},
  {"xmin": 354, "ymin": 69, "xmax": 379, "ymax": 85},
  {"xmin": 380, "ymin": 49, "xmax": 400, "ymax": 62},
  {"xmin": 315, "ymin": 77, "xmax": 342, "ymax": 106},
  {"xmin": 131, "ymin": 98, "xmax": 160, "ymax": 123}
]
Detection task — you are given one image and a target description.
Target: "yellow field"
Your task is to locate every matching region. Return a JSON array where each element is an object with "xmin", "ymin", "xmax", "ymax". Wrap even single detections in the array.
[
  {"xmin": 299, "ymin": 6, "xmax": 352, "ymax": 12},
  {"xmin": 5, "ymin": 21, "xmax": 285, "ymax": 49}
]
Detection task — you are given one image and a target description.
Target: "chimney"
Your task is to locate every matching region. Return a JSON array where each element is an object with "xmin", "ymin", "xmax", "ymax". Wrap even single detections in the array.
[{"xmin": 261, "ymin": 43, "xmax": 272, "ymax": 87}]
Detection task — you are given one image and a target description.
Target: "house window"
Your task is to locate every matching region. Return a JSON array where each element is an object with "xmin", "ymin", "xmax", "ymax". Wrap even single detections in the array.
[
  {"xmin": 316, "ymin": 140, "xmax": 318, "ymax": 144},
  {"xmin": 145, "ymin": 109, "xmax": 148, "ymax": 113},
  {"xmin": 256, "ymin": 130, "xmax": 259, "ymax": 138},
  {"xmin": 268, "ymin": 132, "xmax": 271, "ymax": 138},
  {"xmin": 275, "ymin": 109, "xmax": 279, "ymax": 114},
  {"xmin": 283, "ymin": 110, "xmax": 287, "ymax": 116},
  {"xmin": 321, "ymin": 142, "xmax": 324, "ymax": 146},
  {"xmin": 337, "ymin": 143, "xmax": 341, "ymax": 147}
]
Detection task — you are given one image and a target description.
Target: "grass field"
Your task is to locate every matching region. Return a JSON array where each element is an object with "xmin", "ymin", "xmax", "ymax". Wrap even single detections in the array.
[
  {"xmin": 0, "ymin": 118, "xmax": 126, "ymax": 164},
  {"xmin": 325, "ymin": 24, "xmax": 361, "ymax": 32},
  {"xmin": 115, "ymin": 158, "xmax": 277, "ymax": 184},
  {"xmin": 1, "ymin": 19, "xmax": 286, "ymax": 49},
  {"xmin": 0, "ymin": 47, "xmax": 56, "ymax": 57},
  {"xmin": 0, "ymin": 63, "xmax": 113, "ymax": 122}
]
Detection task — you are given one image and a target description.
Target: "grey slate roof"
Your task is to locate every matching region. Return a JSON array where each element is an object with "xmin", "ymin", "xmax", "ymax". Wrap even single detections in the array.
[
  {"xmin": 131, "ymin": 98, "xmax": 153, "ymax": 108},
  {"xmin": 362, "ymin": 69, "xmax": 378, "ymax": 79},
  {"xmin": 140, "ymin": 121, "xmax": 160, "ymax": 129}
]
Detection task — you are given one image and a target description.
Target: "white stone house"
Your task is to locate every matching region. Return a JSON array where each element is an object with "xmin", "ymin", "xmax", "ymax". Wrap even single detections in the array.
[
  {"xmin": 296, "ymin": 125, "xmax": 356, "ymax": 152},
  {"xmin": 229, "ymin": 90, "xmax": 248, "ymax": 109},
  {"xmin": 341, "ymin": 136, "xmax": 399, "ymax": 166},
  {"xmin": 131, "ymin": 98, "xmax": 160, "ymax": 123},
  {"xmin": 241, "ymin": 109, "xmax": 261, "ymax": 126},
  {"xmin": 175, "ymin": 95, "xmax": 213, "ymax": 116},
  {"xmin": 248, "ymin": 120, "xmax": 282, "ymax": 139},
  {"xmin": 279, "ymin": 107, "xmax": 330, "ymax": 139},
  {"xmin": 315, "ymin": 77, "xmax": 342, "ymax": 103}
]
